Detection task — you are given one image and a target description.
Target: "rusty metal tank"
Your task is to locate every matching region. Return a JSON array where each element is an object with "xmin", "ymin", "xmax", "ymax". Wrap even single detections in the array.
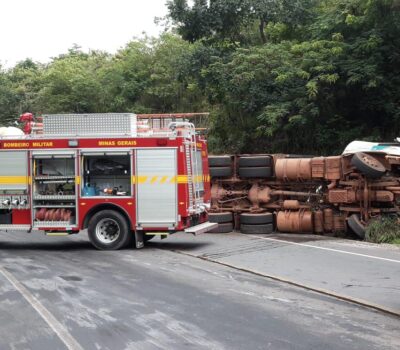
[
  {"xmin": 313, "ymin": 210, "xmax": 324, "ymax": 233},
  {"xmin": 277, "ymin": 210, "xmax": 313, "ymax": 233},
  {"xmin": 275, "ymin": 158, "xmax": 312, "ymax": 181},
  {"xmin": 282, "ymin": 200, "xmax": 300, "ymax": 210}
]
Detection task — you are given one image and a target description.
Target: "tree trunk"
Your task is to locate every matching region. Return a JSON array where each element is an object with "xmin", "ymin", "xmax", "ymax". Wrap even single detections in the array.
[{"xmin": 259, "ymin": 19, "xmax": 267, "ymax": 44}]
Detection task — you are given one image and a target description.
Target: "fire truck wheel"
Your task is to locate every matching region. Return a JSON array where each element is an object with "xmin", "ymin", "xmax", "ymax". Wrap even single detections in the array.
[
  {"xmin": 238, "ymin": 167, "xmax": 272, "ymax": 178},
  {"xmin": 88, "ymin": 210, "xmax": 131, "ymax": 250},
  {"xmin": 208, "ymin": 155, "xmax": 232, "ymax": 167},
  {"xmin": 208, "ymin": 222, "xmax": 234, "ymax": 233},
  {"xmin": 347, "ymin": 214, "xmax": 366, "ymax": 239},
  {"xmin": 210, "ymin": 167, "xmax": 232, "ymax": 178},
  {"xmin": 208, "ymin": 212, "xmax": 233, "ymax": 223},
  {"xmin": 351, "ymin": 152, "xmax": 386, "ymax": 178},
  {"xmin": 240, "ymin": 223, "xmax": 274, "ymax": 234},
  {"xmin": 238, "ymin": 156, "xmax": 272, "ymax": 167},
  {"xmin": 240, "ymin": 212, "xmax": 273, "ymax": 225}
]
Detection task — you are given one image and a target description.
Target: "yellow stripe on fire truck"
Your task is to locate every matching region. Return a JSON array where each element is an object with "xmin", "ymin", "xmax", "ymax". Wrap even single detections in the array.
[
  {"xmin": 0, "ymin": 176, "xmax": 28, "ymax": 184},
  {"xmin": 0, "ymin": 175, "xmax": 210, "ymax": 185},
  {"xmin": 130, "ymin": 175, "xmax": 208, "ymax": 184}
]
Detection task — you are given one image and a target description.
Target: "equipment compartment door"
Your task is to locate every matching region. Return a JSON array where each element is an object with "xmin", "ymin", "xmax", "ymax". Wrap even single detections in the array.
[
  {"xmin": 0, "ymin": 151, "xmax": 28, "ymax": 191},
  {"xmin": 136, "ymin": 148, "xmax": 177, "ymax": 227}
]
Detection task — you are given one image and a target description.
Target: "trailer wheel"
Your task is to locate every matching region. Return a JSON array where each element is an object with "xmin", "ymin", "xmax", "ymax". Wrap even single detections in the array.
[
  {"xmin": 208, "ymin": 222, "xmax": 234, "ymax": 233},
  {"xmin": 208, "ymin": 155, "xmax": 231, "ymax": 167},
  {"xmin": 88, "ymin": 210, "xmax": 131, "ymax": 250},
  {"xmin": 238, "ymin": 167, "xmax": 272, "ymax": 178},
  {"xmin": 347, "ymin": 214, "xmax": 366, "ymax": 239},
  {"xmin": 208, "ymin": 212, "xmax": 233, "ymax": 223},
  {"xmin": 210, "ymin": 167, "xmax": 232, "ymax": 178},
  {"xmin": 240, "ymin": 223, "xmax": 274, "ymax": 234},
  {"xmin": 351, "ymin": 152, "xmax": 386, "ymax": 178},
  {"xmin": 239, "ymin": 156, "xmax": 272, "ymax": 167},
  {"xmin": 240, "ymin": 212, "xmax": 273, "ymax": 225}
]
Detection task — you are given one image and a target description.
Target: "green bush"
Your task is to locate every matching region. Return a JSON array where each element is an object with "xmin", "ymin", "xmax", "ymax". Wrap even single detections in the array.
[{"xmin": 366, "ymin": 216, "xmax": 400, "ymax": 244}]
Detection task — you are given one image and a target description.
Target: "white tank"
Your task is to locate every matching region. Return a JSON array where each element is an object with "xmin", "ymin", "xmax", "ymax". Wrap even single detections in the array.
[{"xmin": 0, "ymin": 126, "xmax": 25, "ymax": 137}]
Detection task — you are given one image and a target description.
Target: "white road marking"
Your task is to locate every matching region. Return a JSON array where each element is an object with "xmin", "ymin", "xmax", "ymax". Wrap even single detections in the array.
[
  {"xmin": 247, "ymin": 235, "xmax": 400, "ymax": 264},
  {"xmin": 0, "ymin": 266, "xmax": 83, "ymax": 350}
]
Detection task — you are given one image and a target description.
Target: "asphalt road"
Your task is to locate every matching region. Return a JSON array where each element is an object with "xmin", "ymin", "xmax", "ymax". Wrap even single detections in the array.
[
  {"xmin": 152, "ymin": 232, "xmax": 400, "ymax": 314},
  {"xmin": 0, "ymin": 230, "xmax": 399, "ymax": 350}
]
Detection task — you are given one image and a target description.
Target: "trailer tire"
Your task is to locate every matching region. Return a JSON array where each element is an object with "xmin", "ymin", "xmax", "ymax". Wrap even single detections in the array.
[
  {"xmin": 88, "ymin": 210, "xmax": 131, "ymax": 250},
  {"xmin": 351, "ymin": 152, "xmax": 386, "ymax": 178},
  {"xmin": 347, "ymin": 214, "xmax": 366, "ymax": 239},
  {"xmin": 208, "ymin": 156, "xmax": 231, "ymax": 167},
  {"xmin": 239, "ymin": 156, "xmax": 272, "ymax": 167},
  {"xmin": 208, "ymin": 212, "xmax": 233, "ymax": 223},
  {"xmin": 209, "ymin": 222, "xmax": 234, "ymax": 233},
  {"xmin": 240, "ymin": 223, "xmax": 274, "ymax": 234},
  {"xmin": 238, "ymin": 167, "xmax": 272, "ymax": 178},
  {"xmin": 210, "ymin": 167, "xmax": 232, "ymax": 178},
  {"xmin": 240, "ymin": 212, "xmax": 273, "ymax": 225}
]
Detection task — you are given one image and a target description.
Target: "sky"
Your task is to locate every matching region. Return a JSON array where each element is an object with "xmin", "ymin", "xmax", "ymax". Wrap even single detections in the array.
[{"xmin": 0, "ymin": 0, "xmax": 168, "ymax": 68}]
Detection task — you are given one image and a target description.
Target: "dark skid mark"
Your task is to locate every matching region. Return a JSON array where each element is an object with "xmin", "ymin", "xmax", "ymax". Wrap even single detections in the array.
[{"xmin": 59, "ymin": 275, "xmax": 83, "ymax": 282}]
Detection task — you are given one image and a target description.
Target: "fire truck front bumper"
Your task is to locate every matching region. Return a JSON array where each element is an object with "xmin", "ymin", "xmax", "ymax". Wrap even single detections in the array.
[{"xmin": 184, "ymin": 222, "xmax": 218, "ymax": 235}]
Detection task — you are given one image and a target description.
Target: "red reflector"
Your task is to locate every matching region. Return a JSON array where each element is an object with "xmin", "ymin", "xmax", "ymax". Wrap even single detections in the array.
[{"xmin": 157, "ymin": 138, "xmax": 168, "ymax": 146}]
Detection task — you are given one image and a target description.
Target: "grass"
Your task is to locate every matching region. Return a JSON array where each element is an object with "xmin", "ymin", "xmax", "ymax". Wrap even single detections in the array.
[
  {"xmin": 391, "ymin": 238, "xmax": 400, "ymax": 245},
  {"xmin": 366, "ymin": 216, "xmax": 400, "ymax": 244}
]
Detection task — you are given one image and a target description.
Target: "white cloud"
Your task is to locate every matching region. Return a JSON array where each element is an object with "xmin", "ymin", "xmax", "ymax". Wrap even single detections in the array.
[{"xmin": 0, "ymin": 0, "xmax": 168, "ymax": 67}]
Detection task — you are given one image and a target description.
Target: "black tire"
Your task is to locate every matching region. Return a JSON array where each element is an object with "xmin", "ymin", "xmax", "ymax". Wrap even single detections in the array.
[
  {"xmin": 351, "ymin": 152, "xmax": 386, "ymax": 178},
  {"xmin": 347, "ymin": 214, "xmax": 366, "ymax": 239},
  {"xmin": 209, "ymin": 155, "xmax": 231, "ymax": 167},
  {"xmin": 88, "ymin": 210, "xmax": 132, "ymax": 250},
  {"xmin": 240, "ymin": 212, "xmax": 273, "ymax": 225},
  {"xmin": 210, "ymin": 166, "xmax": 232, "ymax": 178},
  {"xmin": 240, "ymin": 223, "xmax": 274, "ymax": 234},
  {"xmin": 208, "ymin": 222, "xmax": 234, "ymax": 233},
  {"xmin": 239, "ymin": 156, "xmax": 272, "ymax": 167},
  {"xmin": 238, "ymin": 167, "xmax": 272, "ymax": 178},
  {"xmin": 209, "ymin": 212, "xmax": 233, "ymax": 223}
]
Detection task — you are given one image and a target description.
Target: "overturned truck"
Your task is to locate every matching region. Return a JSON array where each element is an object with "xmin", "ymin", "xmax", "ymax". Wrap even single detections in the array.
[{"xmin": 209, "ymin": 147, "xmax": 400, "ymax": 238}]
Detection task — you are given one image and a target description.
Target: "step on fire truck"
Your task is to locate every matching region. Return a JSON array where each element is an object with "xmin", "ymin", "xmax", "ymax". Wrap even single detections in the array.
[{"xmin": 0, "ymin": 113, "xmax": 216, "ymax": 250}]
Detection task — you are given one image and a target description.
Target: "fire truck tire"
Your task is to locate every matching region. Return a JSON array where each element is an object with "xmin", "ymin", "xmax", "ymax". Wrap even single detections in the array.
[
  {"xmin": 347, "ymin": 214, "xmax": 366, "ymax": 239},
  {"xmin": 210, "ymin": 167, "xmax": 232, "ymax": 178},
  {"xmin": 88, "ymin": 210, "xmax": 131, "ymax": 250},
  {"xmin": 240, "ymin": 223, "xmax": 274, "ymax": 234},
  {"xmin": 240, "ymin": 212, "xmax": 273, "ymax": 225},
  {"xmin": 208, "ymin": 212, "xmax": 233, "ymax": 223},
  {"xmin": 209, "ymin": 222, "xmax": 234, "ymax": 233},
  {"xmin": 351, "ymin": 152, "xmax": 386, "ymax": 178},
  {"xmin": 238, "ymin": 167, "xmax": 272, "ymax": 178},
  {"xmin": 208, "ymin": 156, "xmax": 232, "ymax": 167},
  {"xmin": 238, "ymin": 156, "xmax": 272, "ymax": 167}
]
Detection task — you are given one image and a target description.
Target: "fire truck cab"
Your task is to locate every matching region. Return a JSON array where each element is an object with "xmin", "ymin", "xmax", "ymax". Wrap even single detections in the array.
[{"xmin": 0, "ymin": 113, "xmax": 216, "ymax": 250}]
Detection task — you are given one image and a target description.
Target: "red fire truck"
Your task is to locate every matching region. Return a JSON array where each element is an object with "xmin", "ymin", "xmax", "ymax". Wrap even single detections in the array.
[{"xmin": 0, "ymin": 113, "xmax": 216, "ymax": 250}]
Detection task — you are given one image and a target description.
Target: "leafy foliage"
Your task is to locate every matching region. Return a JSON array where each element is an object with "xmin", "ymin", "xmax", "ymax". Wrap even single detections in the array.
[{"xmin": 366, "ymin": 216, "xmax": 400, "ymax": 244}]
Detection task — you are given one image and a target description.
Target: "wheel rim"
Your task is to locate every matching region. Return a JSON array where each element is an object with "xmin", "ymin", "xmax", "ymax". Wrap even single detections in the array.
[
  {"xmin": 361, "ymin": 154, "xmax": 385, "ymax": 171},
  {"xmin": 95, "ymin": 218, "xmax": 121, "ymax": 244}
]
